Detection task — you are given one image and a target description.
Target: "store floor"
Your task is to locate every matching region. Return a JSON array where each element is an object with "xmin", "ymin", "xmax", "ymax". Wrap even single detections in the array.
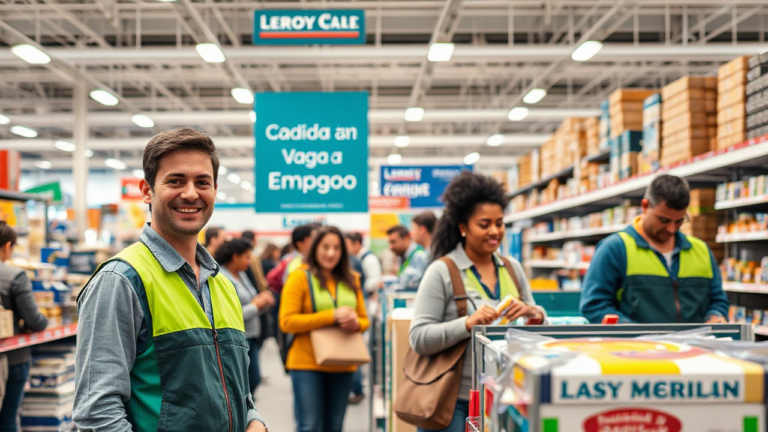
[{"xmin": 255, "ymin": 338, "xmax": 370, "ymax": 431}]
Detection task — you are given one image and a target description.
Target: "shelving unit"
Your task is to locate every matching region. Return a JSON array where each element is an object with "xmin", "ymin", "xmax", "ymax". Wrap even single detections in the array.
[
  {"xmin": 525, "ymin": 224, "xmax": 625, "ymax": 243},
  {"xmin": 723, "ymin": 282, "xmax": 768, "ymax": 294},
  {"xmin": 716, "ymin": 231, "xmax": 768, "ymax": 243},
  {"xmin": 0, "ymin": 324, "xmax": 77, "ymax": 354},
  {"xmin": 715, "ymin": 194, "xmax": 768, "ymax": 210},
  {"xmin": 0, "ymin": 189, "xmax": 50, "ymax": 244},
  {"xmin": 524, "ymin": 260, "xmax": 590, "ymax": 270}
]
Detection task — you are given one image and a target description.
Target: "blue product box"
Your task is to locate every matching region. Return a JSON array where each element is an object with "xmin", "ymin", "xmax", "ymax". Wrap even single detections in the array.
[
  {"xmin": 619, "ymin": 130, "xmax": 643, "ymax": 154},
  {"xmin": 31, "ymin": 281, "xmax": 71, "ymax": 304}
]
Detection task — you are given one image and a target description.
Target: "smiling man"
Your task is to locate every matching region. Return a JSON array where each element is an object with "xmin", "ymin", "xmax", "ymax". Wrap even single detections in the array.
[{"xmin": 74, "ymin": 128, "xmax": 267, "ymax": 432}]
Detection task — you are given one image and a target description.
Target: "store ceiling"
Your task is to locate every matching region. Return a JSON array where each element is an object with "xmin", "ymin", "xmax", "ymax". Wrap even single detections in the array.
[{"xmin": 1, "ymin": 0, "xmax": 767, "ymax": 200}]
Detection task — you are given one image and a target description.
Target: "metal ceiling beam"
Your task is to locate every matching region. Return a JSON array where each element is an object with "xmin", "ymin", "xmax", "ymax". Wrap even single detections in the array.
[{"xmin": 702, "ymin": 5, "xmax": 762, "ymax": 43}]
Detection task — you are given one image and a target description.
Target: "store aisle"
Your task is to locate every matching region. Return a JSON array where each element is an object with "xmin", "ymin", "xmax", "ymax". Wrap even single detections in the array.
[{"xmin": 256, "ymin": 339, "xmax": 370, "ymax": 432}]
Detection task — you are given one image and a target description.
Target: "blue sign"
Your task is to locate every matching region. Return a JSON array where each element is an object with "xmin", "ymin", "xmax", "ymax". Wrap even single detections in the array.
[
  {"xmin": 380, "ymin": 165, "xmax": 470, "ymax": 208},
  {"xmin": 255, "ymin": 92, "xmax": 369, "ymax": 213},
  {"xmin": 253, "ymin": 10, "xmax": 365, "ymax": 45}
]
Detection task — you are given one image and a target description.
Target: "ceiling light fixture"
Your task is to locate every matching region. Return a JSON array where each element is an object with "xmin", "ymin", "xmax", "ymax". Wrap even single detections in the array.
[
  {"xmin": 231, "ymin": 87, "xmax": 254, "ymax": 105},
  {"xmin": 486, "ymin": 134, "xmax": 505, "ymax": 147},
  {"xmin": 105, "ymin": 158, "xmax": 127, "ymax": 170},
  {"xmin": 131, "ymin": 114, "xmax": 155, "ymax": 128},
  {"xmin": 240, "ymin": 180, "xmax": 252, "ymax": 190},
  {"xmin": 523, "ymin": 88, "xmax": 547, "ymax": 104},
  {"xmin": 34, "ymin": 160, "xmax": 52, "ymax": 170},
  {"xmin": 571, "ymin": 40, "xmax": 603, "ymax": 62},
  {"xmin": 394, "ymin": 136, "xmax": 410, "ymax": 148},
  {"xmin": 428, "ymin": 43, "xmax": 455, "ymax": 62},
  {"xmin": 463, "ymin": 152, "xmax": 481, "ymax": 165},
  {"xmin": 507, "ymin": 107, "xmax": 530, "ymax": 121},
  {"xmin": 404, "ymin": 107, "xmax": 425, "ymax": 122},
  {"xmin": 133, "ymin": 169, "xmax": 145, "ymax": 179},
  {"xmin": 10, "ymin": 125, "xmax": 37, "ymax": 138},
  {"xmin": 387, "ymin": 153, "xmax": 402, "ymax": 165},
  {"xmin": 11, "ymin": 44, "xmax": 51, "ymax": 64},
  {"xmin": 89, "ymin": 89, "xmax": 119, "ymax": 106},
  {"xmin": 196, "ymin": 43, "xmax": 226, "ymax": 63},
  {"xmin": 249, "ymin": 111, "xmax": 256, "ymax": 123},
  {"xmin": 0, "ymin": 114, "xmax": 9, "ymax": 125},
  {"xmin": 54, "ymin": 140, "xmax": 76, "ymax": 152},
  {"xmin": 227, "ymin": 173, "xmax": 241, "ymax": 184}
]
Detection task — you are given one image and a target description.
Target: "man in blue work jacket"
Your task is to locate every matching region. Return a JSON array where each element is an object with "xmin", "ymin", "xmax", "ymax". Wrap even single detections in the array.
[{"xmin": 581, "ymin": 174, "xmax": 729, "ymax": 324}]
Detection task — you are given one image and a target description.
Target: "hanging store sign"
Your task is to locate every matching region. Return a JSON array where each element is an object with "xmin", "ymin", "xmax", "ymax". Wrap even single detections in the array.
[
  {"xmin": 121, "ymin": 178, "xmax": 143, "ymax": 201},
  {"xmin": 254, "ymin": 91, "xmax": 369, "ymax": 213},
  {"xmin": 24, "ymin": 182, "xmax": 63, "ymax": 204},
  {"xmin": 380, "ymin": 165, "xmax": 469, "ymax": 208},
  {"xmin": 253, "ymin": 10, "xmax": 366, "ymax": 45}
]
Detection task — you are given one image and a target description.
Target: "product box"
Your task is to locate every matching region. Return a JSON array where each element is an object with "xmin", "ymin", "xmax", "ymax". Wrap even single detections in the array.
[
  {"xmin": 663, "ymin": 112, "xmax": 708, "ymax": 135},
  {"xmin": 610, "ymin": 89, "xmax": 658, "ymax": 105},
  {"xmin": 609, "ymin": 138, "xmax": 620, "ymax": 184},
  {"xmin": 662, "ymin": 76, "xmax": 706, "ymax": 101},
  {"xmin": 720, "ymin": 72, "xmax": 749, "ymax": 93},
  {"xmin": 718, "ymin": 56, "xmax": 750, "ymax": 81},
  {"xmin": 0, "ymin": 309, "xmax": 13, "ymax": 339},
  {"xmin": 718, "ymin": 85, "xmax": 748, "ymax": 111},
  {"xmin": 718, "ymin": 118, "xmax": 748, "ymax": 138}
]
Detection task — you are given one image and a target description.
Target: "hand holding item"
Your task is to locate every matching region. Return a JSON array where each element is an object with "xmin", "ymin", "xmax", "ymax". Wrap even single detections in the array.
[
  {"xmin": 333, "ymin": 306, "xmax": 357, "ymax": 324},
  {"xmin": 339, "ymin": 315, "xmax": 361, "ymax": 332},
  {"xmin": 252, "ymin": 291, "xmax": 276, "ymax": 309},
  {"xmin": 465, "ymin": 305, "xmax": 498, "ymax": 331},
  {"xmin": 502, "ymin": 297, "xmax": 530, "ymax": 322},
  {"xmin": 705, "ymin": 314, "xmax": 727, "ymax": 324}
]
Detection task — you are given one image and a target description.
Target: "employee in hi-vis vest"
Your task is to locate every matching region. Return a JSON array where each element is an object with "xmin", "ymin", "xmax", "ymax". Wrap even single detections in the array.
[
  {"xmin": 387, "ymin": 225, "xmax": 428, "ymax": 290},
  {"xmin": 580, "ymin": 174, "xmax": 730, "ymax": 324},
  {"xmin": 74, "ymin": 128, "xmax": 267, "ymax": 432}
]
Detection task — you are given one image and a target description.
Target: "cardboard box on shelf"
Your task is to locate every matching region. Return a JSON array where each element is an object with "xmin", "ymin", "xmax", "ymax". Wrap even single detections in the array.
[
  {"xmin": 663, "ymin": 112, "xmax": 709, "ymax": 135},
  {"xmin": 719, "ymin": 72, "xmax": 749, "ymax": 93},
  {"xmin": 664, "ymin": 88, "xmax": 707, "ymax": 109},
  {"xmin": 705, "ymin": 76, "xmax": 718, "ymax": 90},
  {"xmin": 610, "ymin": 89, "xmax": 657, "ymax": 104},
  {"xmin": 718, "ymin": 118, "xmax": 748, "ymax": 138},
  {"xmin": 662, "ymin": 99, "xmax": 708, "ymax": 121},
  {"xmin": 663, "ymin": 127, "xmax": 709, "ymax": 141},
  {"xmin": 610, "ymin": 101, "xmax": 645, "ymax": 115},
  {"xmin": 718, "ymin": 85, "xmax": 747, "ymax": 110},
  {"xmin": 707, "ymin": 114, "xmax": 718, "ymax": 126},
  {"xmin": 0, "ymin": 309, "xmax": 13, "ymax": 339},
  {"xmin": 661, "ymin": 76, "xmax": 707, "ymax": 101},
  {"xmin": 718, "ymin": 131, "xmax": 748, "ymax": 150},
  {"xmin": 718, "ymin": 56, "xmax": 750, "ymax": 81}
]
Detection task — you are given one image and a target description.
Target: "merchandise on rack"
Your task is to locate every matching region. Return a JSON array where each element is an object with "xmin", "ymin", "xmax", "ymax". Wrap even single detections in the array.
[
  {"xmin": 21, "ymin": 343, "xmax": 76, "ymax": 432},
  {"xmin": 640, "ymin": 93, "xmax": 662, "ymax": 174},
  {"xmin": 660, "ymin": 76, "xmax": 717, "ymax": 166},
  {"xmin": 719, "ymin": 56, "xmax": 749, "ymax": 148}
]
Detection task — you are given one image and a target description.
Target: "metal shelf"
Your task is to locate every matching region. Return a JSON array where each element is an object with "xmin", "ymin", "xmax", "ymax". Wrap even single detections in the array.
[
  {"xmin": 716, "ymin": 231, "xmax": 768, "ymax": 243},
  {"xmin": 723, "ymin": 282, "xmax": 768, "ymax": 294},
  {"xmin": 505, "ymin": 135, "xmax": 768, "ymax": 224},
  {"xmin": 525, "ymin": 224, "xmax": 625, "ymax": 242},
  {"xmin": 0, "ymin": 324, "xmax": 77, "ymax": 354},
  {"xmin": 715, "ymin": 194, "xmax": 768, "ymax": 210},
  {"xmin": 524, "ymin": 260, "xmax": 590, "ymax": 270}
]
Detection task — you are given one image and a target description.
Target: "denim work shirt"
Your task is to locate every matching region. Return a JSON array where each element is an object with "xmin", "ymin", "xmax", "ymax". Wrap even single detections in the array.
[
  {"xmin": 73, "ymin": 223, "xmax": 265, "ymax": 431},
  {"xmin": 396, "ymin": 242, "xmax": 429, "ymax": 290}
]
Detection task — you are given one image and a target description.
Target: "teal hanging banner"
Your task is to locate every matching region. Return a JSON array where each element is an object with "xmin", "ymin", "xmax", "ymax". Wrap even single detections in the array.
[
  {"xmin": 253, "ymin": 10, "xmax": 366, "ymax": 45},
  {"xmin": 254, "ymin": 91, "xmax": 369, "ymax": 213}
]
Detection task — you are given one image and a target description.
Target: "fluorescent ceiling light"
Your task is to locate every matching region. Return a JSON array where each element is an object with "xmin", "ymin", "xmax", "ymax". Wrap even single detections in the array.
[
  {"xmin": 249, "ymin": 111, "xmax": 256, "ymax": 123},
  {"xmin": 231, "ymin": 87, "xmax": 254, "ymax": 105},
  {"xmin": 105, "ymin": 158, "xmax": 127, "ymax": 170},
  {"xmin": 463, "ymin": 152, "xmax": 481, "ymax": 165},
  {"xmin": 0, "ymin": 114, "xmax": 9, "ymax": 125},
  {"xmin": 217, "ymin": 191, "xmax": 227, "ymax": 200},
  {"xmin": 131, "ymin": 114, "xmax": 155, "ymax": 128},
  {"xmin": 54, "ymin": 140, "xmax": 76, "ymax": 152},
  {"xmin": 90, "ymin": 89, "xmax": 119, "ymax": 106},
  {"xmin": 11, "ymin": 44, "xmax": 51, "ymax": 64},
  {"xmin": 387, "ymin": 153, "xmax": 402, "ymax": 165},
  {"xmin": 227, "ymin": 173, "xmax": 241, "ymax": 184},
  {"xmin": 240, "ymin": 180, "xmax": 252, "ymax": 190},
  {"xmin": 428, "ymin": 43, "xmax": 455, "ymax": 62},
  {"xmin": 394, "ymin": 136, "xmax": 410, "ymax": 148},
  {"xmin": 486, "ymin": 134, "xmax": 505, "ymax": 147},
  {"xmin": 85, "ymin": 149, "xmax": 94, "ymax": 158},
  {"xmin": 227, "ymin": 197, "xmax": 237, "ymax": 204},
  {"xmin": 10, "ymin": 125, "xmax": 37, "ymax": 138},
  {"xmin": 571, "ymin": 40, "xmax": 603, "ymax": 62},
  {"xmin": 523, "ymin": 88, "xmax": 547, "ymax": 104},
  {"xmin": 507, "ymin": 107, "xmax": 530, "ymax": 121},
  {"xmin": 196, "ymin": 43, "xmax": 226, "ymax": 63},
  {"xmin": 158, "ymin": 0, "xmax": 178, "ymax": 2},
  {"xmin": 219, "ymin": 166, "xmax": 228, "ymax": 175},
  {"xmin": 404, "ymin": 107, "xmax": 424, "ymax": 122},
  {"xmin": 133, "ymin": 169, "xmax": 145, "ymax": 179},
  {"xmin": 34, "ymin": 160, "xmax": 52, "ymax": 170}
]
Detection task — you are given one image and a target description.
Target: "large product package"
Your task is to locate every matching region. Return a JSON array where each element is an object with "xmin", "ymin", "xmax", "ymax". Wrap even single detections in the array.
[
  {"xmin": 641, "ymin": 93, "xmax": 662, "ymax": 174},
  {"xmin": 488, "ymin": 331, "xmax": 765, "ymax": 432}
]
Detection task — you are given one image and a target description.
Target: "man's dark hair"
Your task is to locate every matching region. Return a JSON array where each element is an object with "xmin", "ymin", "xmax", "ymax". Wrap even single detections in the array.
[
  {"xmin": 345, "ymin": 232, "xmax": 363, "ymax": 244},
  {"xmin": 143, "ymin": 127, "xmax": 220, "ymax": 190},
  {"xmin": 645, "ymin": 174, "xmax": 690, "ymax": 211},
  {"xmin": 204, "ymin": 227, "xmax": 223, "ymax": 247},
  {"xmin": 0, "ymin": 221, "xmax": 17, "ymax": 248},
  {"xmin": 213, "ymin": 239, "xmax": 253, "ymax": 265},
  {"xmin": 412, "ymin": 212, "xmax": 438, "ymax": 234},
  {"xmin": 386, "ymin": 225, "xmax": 410, "ymax": 238},
  {"xmin": 291, "ymin": 223, "xmax": 320, "ymax": 248},
  {"xmin": 241, "ymin": 231, "xmax": 255, "ymax": 244}
]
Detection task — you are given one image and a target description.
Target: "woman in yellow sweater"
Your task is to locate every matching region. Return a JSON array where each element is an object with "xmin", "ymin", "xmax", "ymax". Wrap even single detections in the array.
[{"xmin": 280, "ymin": 226, "xmax": 369, "ymax": 432}]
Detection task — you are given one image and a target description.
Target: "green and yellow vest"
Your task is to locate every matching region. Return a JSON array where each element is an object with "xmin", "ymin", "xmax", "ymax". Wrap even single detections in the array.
[
  {"xmin": 82, "ymin": 242, "xmax": 250, "ymax": 432},
  {"xmin": 464, "ymin": 260, "xmax": 520, "ymax": 301},
  {"xmin": 397, "ymin": 245, "xmax": 424, "ymax": 276},
  {"xmin": 306, "ymin": 270, "xmax": 358, "ymax": 312},
  {"xmin": 618, "ymin": 232, "xmax": 713, "ymax": 323}
]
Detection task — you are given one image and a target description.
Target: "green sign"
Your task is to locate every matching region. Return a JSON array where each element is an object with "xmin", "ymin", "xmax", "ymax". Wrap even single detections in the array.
[{"xmin": 24, "ymin": 181, "xmax": 63, "ymax": 203}]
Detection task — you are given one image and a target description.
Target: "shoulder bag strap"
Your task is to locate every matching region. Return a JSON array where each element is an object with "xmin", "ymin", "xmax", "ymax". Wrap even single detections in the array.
[
  {"xmin": 439, "ymin": 257, "xmax": 468, "ymax": 317},
  {"xmin": 499, "ymin": 256, "xmax": 523, "ymax": 299}
]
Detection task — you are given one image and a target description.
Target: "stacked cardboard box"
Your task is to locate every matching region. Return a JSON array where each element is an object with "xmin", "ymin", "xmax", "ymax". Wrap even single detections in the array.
[
  {"xmin": 538, "ymin": 137, "xmax": 557, "ymax": 179},
  {"xmin": 746, "ymin": 53, "xmax": 768, "ymax": 139},
  {"xmin": 609, "ymin": 89, "xmax": 656, "ymax": 139},
  {"xmin": 516, "ymin": 152, "xmax": 537, "ymax": 189},
  {"xmin": 585, "ymin": 117, "xmax": 600, "ymax": 156},
  {"xmin": 682, "ymin": 189, "xmax": 723, "ymax": 262},
  {"xmin": 599, "ymin": 100, "xmax": 611, "ymax": 151},
  {"xmin": 718, "ymin": 56, "xmax": 749, "ymax": 149},
  {"xmin": 618, "ymin": 131, "xmax": 642, "ymax": 180},
  {"xmin": 539, "ymin": 118, "xmax": 588, "ymax": 178},
  {"xmin": 660, "ymin": 76, "xmax": 716, "ymax": 166},
  {"xmin": 640, "ymin": 93, "xmax": 662, "ymax": 174}
]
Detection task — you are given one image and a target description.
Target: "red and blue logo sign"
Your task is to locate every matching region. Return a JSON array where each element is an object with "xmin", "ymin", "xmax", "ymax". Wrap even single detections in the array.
[{"xmin": 253, "ymin": 10, "xmax": 365, "ymax": 45}]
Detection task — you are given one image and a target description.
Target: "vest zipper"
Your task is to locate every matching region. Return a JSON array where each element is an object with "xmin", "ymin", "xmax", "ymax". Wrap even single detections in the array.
[
  {"xmin": 672, "ymin": 280, "xmax": 681, "ymax": 323},
  {"xmin": 213, "ymin": 328, "xmax": 233, "ymax": 432}
]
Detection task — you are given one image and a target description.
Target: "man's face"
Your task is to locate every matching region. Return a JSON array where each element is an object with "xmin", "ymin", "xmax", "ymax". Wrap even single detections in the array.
[
  {"xmin": 410, "ymin": 222, "xmax": 425, "ymax": 246},
  {"xmin": 388, "ymin": 232, "xmax": 410, "ymax": 256},
  {"xmin": 141, "ymin": 150, "xmax": 216, "ymax": 239},
  {"xmin": 642, "ymin": 200, "xmax": 688, "ymax": 244},
  {"xmin": 345, "ymin": 238, "xmax": 361, "ymax": 256},
  {"xmin": 297, "ymin": 230, "xmax": 317, "ymax": 257}
]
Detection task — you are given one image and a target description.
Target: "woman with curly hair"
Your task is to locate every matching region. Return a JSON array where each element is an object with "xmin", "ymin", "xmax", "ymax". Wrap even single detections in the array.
[{"xmin": 408, "ymin": 171, "xmax": 546, "ymax": 432}]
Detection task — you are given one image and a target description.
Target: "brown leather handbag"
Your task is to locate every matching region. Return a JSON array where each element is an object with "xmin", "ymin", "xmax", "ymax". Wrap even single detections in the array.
[{"xmin": 394, "ymin": 257, "xmax": 469, "ymax": 430}]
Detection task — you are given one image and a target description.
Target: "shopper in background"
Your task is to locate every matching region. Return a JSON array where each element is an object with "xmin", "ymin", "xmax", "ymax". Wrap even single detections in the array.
[
  {"xmin": 0, "ymin": 221, "xmax": 48, "ymax": 432},
  {"xmin": 344, "ymin": 232, "xmax": 383, "ymax": 296},
  {"xmin": 216, "ymin": 239, "xmax": 276, "ymax": 399},
  {"xmin": 261, "ymin": 243, "xmax": 281, "ymax": 278},
  {"xmin": 411, "ymin": 211, "xmax": 438, "ymax": 260},
  {"xmin": 409, "ymin": 172, "xmax": 544, "ymax": 432},
  {"xmin": 74, "ymin": 128, "xmax": 266, "ymax": 432},
  {"xmin": 279, "ymin": 226, "xmax": 369, "ymax": 432},
  {"xmin": 280, "ymin": 243, "xmax": 294, "ymax": 258},
  {"xmin": 387, "ymin": 225, "xmax": 428, "ymax": 290},
  {"xmin": 581, "ymin": 174, "xmax": 730, "ymax": 324},
  {"xmin": 204, "ymin": 226, "xmax": 229, "ymax": 256},
  {"xmin": 241, "ymin": 231, "xmax": 274, "ymax": 352}
]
